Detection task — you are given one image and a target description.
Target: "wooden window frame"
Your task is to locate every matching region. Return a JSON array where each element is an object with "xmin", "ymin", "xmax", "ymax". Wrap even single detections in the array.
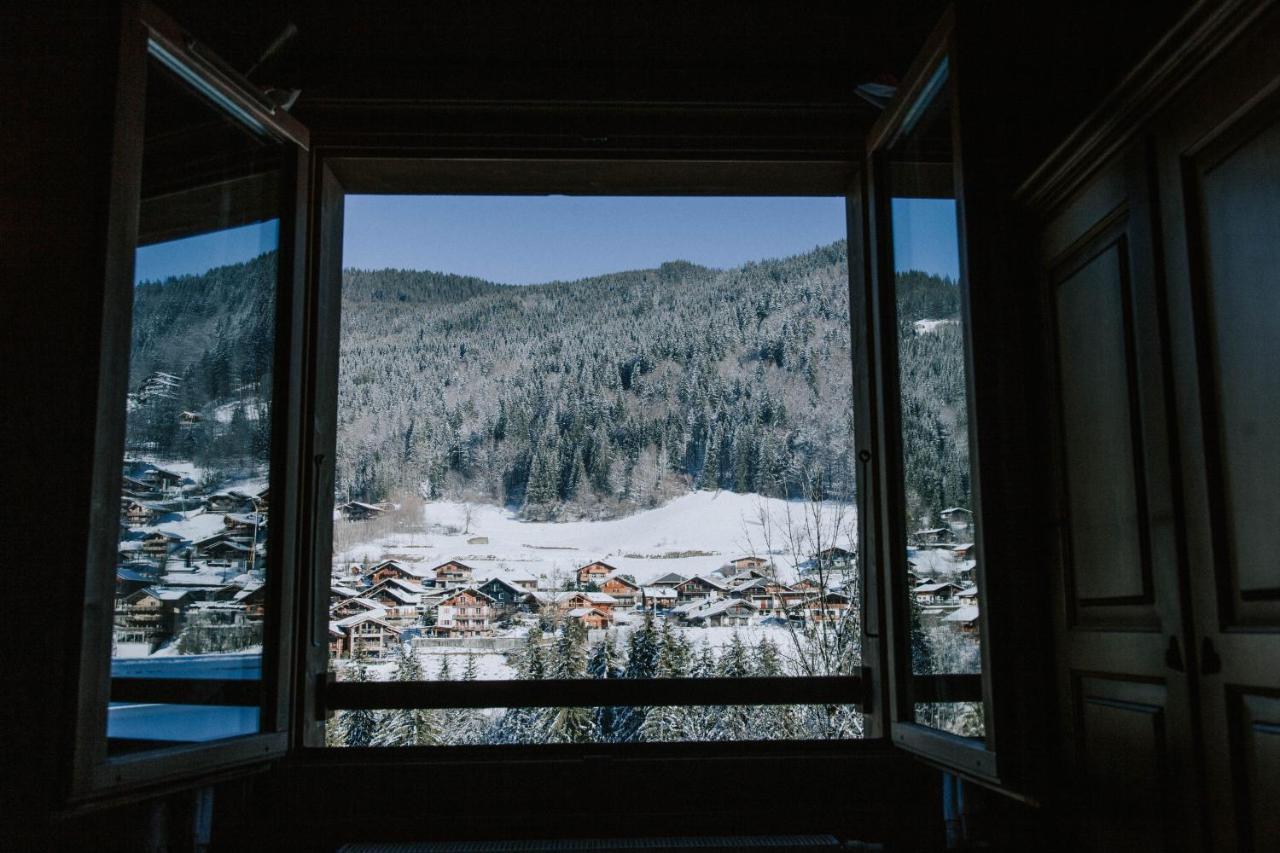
[
  {"xmin": 292, "ymin": 154, "xmax": 884, "ymax": 760},
  {"xmin": 69, "ymin": 0, "xmax": 310, "ymax": 801}
]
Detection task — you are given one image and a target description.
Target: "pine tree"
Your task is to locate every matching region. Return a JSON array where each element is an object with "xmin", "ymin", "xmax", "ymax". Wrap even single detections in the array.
[{"xmin": 339, "ymin": 654, "xmax": 379, "ymax": 747}]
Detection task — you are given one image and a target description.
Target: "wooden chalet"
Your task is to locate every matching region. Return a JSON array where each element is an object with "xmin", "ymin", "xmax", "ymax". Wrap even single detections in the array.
[
  {"xmin": 674, "ymin": 575, "xmax": 726, "ymax": 603},
  {"xmin": 364, "ymin": 559, "xmax": 432, "ymax": 587},
  {"xmin": 233, "ymin": 584, "xmax": 268, "ymax": 620},
  {"xmin": 803, "ymin": 591, "xmax": 851, "ymax": 623},
  {"xmin": 329, "ymin": 597, "xmax": 384, "ymax": 620},
  {"xmin": 114, "ymin": 587, "xmax": 192, "ymax": 645},
  {"xmin": 912, "ymin": 581, "xmax": 962, "ymax": 605},
  {"xmin": 338, "ymin": 501, "xmax": 385, "ymax": 521},
  {"xmin": 941, "ymin": 507, "xmax": 974, "ymax": 537},
  {"xmin": 120, "ymin": 498, "xmax": 159, "ymax": 527},
  {"xmin": 564, "ymin": 606, "xmax": 613, "ymax": 630},
  {"xmin": 430, "ymin": 560, "xmax": 475, "ymax": 587},
  {"xmin": 205, "ymin": 492, "xmax": 254, "ymax": 514},
  {"xmin": 331, "ymin": 611, "xmax": 403, "ymax": 658},
  {"xmin": 729, "ymin": 556, "xmax": 770, "ymax": 571},
  {"xmin": 223, "ymin": 512, "xmax": 265, "ymax": 535},
  {"xmin": 681, "ymin": 598, "xmax": 757, "ymax": 627},
  {"xmin": 362, "ymin": 584, "xmax": 421, "ymax": 626},
  {"xmin": 561, "ymin": 591, "xmax": 617, "ymax": 615},
  {"xmin": 430, "ymin": 588, "xmax": 494, "ymax": 638},
  {"xmin": 475, "ymin": 577, "xmax": 527, "ymax": 616},
  {"xmin": 141, "ymin": 530, "xmax": 183, "ymax": 560},
  {"xmin": 598, "ymin": 573, "xmax": 639, "ymax": 606},
  {"xmin": 576, "ymin": 560, "xmax": 617, "ymax": 587},
  {"xmin": 638, "ymin": 586, "xmax": 678, "ymax": 611},
  {"xmin": 199, "ymin": 538, "xmax": 252, "ymax": 567}
]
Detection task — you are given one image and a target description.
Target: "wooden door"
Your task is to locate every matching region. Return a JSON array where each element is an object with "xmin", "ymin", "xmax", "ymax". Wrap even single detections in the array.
[
  {"xmin": 1155, "ymin": 6, "xmax": 1280, "ymax": 849},
  {"xmin": 1039, "ymin": 143, "xmax": 1202, "ymax": 852}
]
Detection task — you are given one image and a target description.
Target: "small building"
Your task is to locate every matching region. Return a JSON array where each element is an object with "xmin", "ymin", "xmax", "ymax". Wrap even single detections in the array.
[
  {"xmin": 598, "ymin": 574, "xmax": 640, "ymax": 607},
  {"xmin": 223, "ymin": 512, "xmax": 266, "ymax": 536},
  {"xmin": 332, "ymin": 611, "xmax": 403, "ymax": 658},
  {"xmin": 941, "ymin": 507, "xmax": 974, "ymax": 537},
  {"xmin": 121, "ymin": 498, "xmax": 159, "ymax": 527},
  {"xmin": 681, "ymin": 598, "xmax": 757, "ymax": 627},
  {"xmin": 638, "ymin": 586, "xmax": 678, "ymax": 611},
  {"xmin": 561, "ymin": 591, "xmax": 617, "ymax": 615},
  {"xmin": 911, "ymin": 527, "xmax": 952, "ymax": 548},
  {"xmin": 141, "ymin": 530, "xmax": 183, "ymax": 560},
  {"xmin": 205, "ymin": 492, "xmax": 254, "ymax": 514},
  {"xmin": 813, "ymin": 546, "xmax": 855, "ymax": 566},
  {"xmin": 362, "ymin": 584, "xmax": 421, "ymax": 626},
  {"xmin": 674, "ymin": 575, "xmax": 725, "ymax": 603},
  {"xmin": 364, "ymin": 559, "xmax": 433, "ymax": 587},
  {"xmin": 475, "ymin": 577, "xmax": 527, "ymax": 617},
  {"xmin": 728, "ymin": 556, "xmax": 770, "ymax": 572},
  {"xmin": 430, "ymin": 588, "xmax": 494, "ymax": 638},
  {"xmin": 576, "ymin": 560, "xmax": 618, "ymax": 587},
  {"xmin": 564, "ymin": 606, "xmax": 612, "ymax": 630},
  {"xmin": 913, "ymin": 581, "xmax": 962, "ymax": 605},
  {"xmin": 650, "ymin": 572, "xmax": 688, "ymax": 587},
  {"xmin": 199, "ymin": 539, "xmax": 252, "ymax": 567},
  {"xmin": 115, "ymin": 587, "xmax": 192, "ymax": 646},
  {"xmin": 430, "ymin": 560, "xmax": 475, "ymax": 587},
  {"xmin": 957, "ymin": 585, "xmax": 979, "ymax": 606},
  {"xmin": 338, "ymin": 501, "xmax": 385, "ymax": 521},
  {"xmin": 803, "ymin": 591, "xmax": 852, "ymax": 623},
  {"xmin": 943, "ymin": 604, "xmax": 980, "ymax": 633}
]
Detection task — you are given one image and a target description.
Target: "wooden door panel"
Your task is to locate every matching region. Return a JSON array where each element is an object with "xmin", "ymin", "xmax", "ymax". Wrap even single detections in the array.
[
  {"xmin": 1073, "ymin": 675, "xmax": 1176, "ymax": 852},
  {"xmin": 1190, "ymin": 106, "xmax": 1280, "ymax": 629},
  {"xmin": 1231, "ymin": 691, "xmax": 1280, "ymax": 852},
  {"xmin": 1054, "ymin": 230, "xmax": 1155, "ymax": 622}
]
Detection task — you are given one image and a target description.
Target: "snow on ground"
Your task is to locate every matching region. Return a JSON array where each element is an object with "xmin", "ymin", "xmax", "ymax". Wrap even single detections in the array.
[
  {"xmin": 333, "ymin": 490, "xmax": 856, "ymax": 588},
  {"xmin": 913, "ymin": 318, "xmax": 958, "ymax": 335}
]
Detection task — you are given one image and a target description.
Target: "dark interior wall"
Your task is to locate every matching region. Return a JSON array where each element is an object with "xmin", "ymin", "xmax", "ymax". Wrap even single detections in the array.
[{"xmin": 0, "ymin": 1, "xmax": 1198, "ymax": 849}]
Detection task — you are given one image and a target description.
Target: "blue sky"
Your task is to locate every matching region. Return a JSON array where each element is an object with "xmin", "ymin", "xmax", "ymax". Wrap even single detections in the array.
[
  {"xmin": 134, "ymin": 220, "xmax": 278, "ymax": 284},
  {"xmin": 342, "ymin": 196, "xmax": 849, "ymax": 284},
  {"xmin": 131, "ymin": 195, "xmax": 960, "ymax": 285},
  {"xmin": 891, "ymin": 197, "xmax": 960, "ymax": 280}
]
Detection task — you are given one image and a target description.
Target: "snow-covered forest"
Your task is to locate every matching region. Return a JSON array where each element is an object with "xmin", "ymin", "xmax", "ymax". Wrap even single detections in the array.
[{"xmin": 126, "ymin": 240, "xmax": 971, "ymax": 531}]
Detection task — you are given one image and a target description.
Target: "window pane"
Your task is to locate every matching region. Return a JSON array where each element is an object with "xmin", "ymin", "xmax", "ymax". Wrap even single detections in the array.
[
  {"xmin": 329, "ymin": 196, "xmax": 862, "ymax": 742},
  {"xmin": 886, "ymin": 68, "xmax": 985, "ymax": 738},
  {"xmin": 108, "ymin": 53, "xmax": 281, "ymax": 749}
]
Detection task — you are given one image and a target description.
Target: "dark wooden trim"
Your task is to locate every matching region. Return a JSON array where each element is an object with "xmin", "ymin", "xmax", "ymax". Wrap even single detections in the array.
[
  {"xmin": 326, "ymin": 157, "xmax": 852, "ymax": 196},
  {"xmin": 71, "ymin": 3, "xmax": 149, "ymax": 800},
  {"xmin": 892, "ymin": 722, "xmax": 999, "ymax": 786},
  {"xmin": 323, "ymin": 675, "xmax": 863, "ymax": 711},
  {"xmin": 138, "ymin": 1, "xmax": 309, "ymax": 150},
  {"xmin": 91, "ymin": 732, "xmax": 287, "ymax": 792},
  {"xmin": 1016, "ymin": 0, "xmax": 1278, "ymax": 215},
  {"xmin": 865, "ymin": 6, "xmax": 956, "ymax": 153}
]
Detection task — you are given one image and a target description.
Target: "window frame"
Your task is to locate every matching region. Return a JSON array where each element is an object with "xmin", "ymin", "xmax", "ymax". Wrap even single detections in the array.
[
  {"xmin": 294, "ymin": 155, "xmax": 881, "ymax": 757},
  {"xmin": 69, "ymin": 0, "xmax": 311, "ymax": 800}
]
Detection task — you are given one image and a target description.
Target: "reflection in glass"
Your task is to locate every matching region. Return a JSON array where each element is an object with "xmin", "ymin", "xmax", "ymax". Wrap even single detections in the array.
[
  {"xmin": 327, "ymin": 196, "xmax": 863, "ymax": 743},
  {"xmin": 887, "ymin": 67, "xmax": 984, "ymax": 737},
  {"xmin": 107, "ymin": 52, "xmax": 281, "ymax": 747}
]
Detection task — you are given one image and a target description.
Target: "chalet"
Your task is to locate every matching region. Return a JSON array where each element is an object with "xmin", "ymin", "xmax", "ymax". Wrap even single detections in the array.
[
  {"xmin": 430, "ymin": 560, "xmax": 475, "ymax": 587},
  {"xmin": 911, "ymin": 527, "xmax": 952, "ymax": 548},
  {"xmin": 957, "ymin": 585, "xmax": 979, "ymax": 606},
  {"xmin": 338, "ymin": 501, "xmax": 385, "ymax": 521},
  {"xmin": 598, "ymin": 573, "xmax": 640, "ymax": 606},
  {"xmin": 638, "ymin": 586, "xmax": 678, "ymax": 611},
  {"xmin": 674, "ymin": 575, "xmax": 726, "ymax": 603},
  {"xmin": 332, "ymin": 611, "xmax": 403, "ymax": 658},
  {"xmin": 114, "ymin": 587, "xmax": 192, "ymax": 645},
  {"xmin": 205, "ymin": 492, "xmax": 254, "ymax": 514},
  {"xmin": 330, "ymin": 597, "xmax": 385, "ymax": 620},
  {"xmin": 199, "ymin": 539, "xmax": 252, "ymax": 567},
  {"xmin": 562, "ymin": 591, "xmax": 617, "ymax": 614},
  {"xmin": 951, "ymin": 542, "xmax": 976, "ymax": 560},
  {"xmin": 912, "ymin": 581, "xmax": 962, "ymax": 605},
  {"xmin": 507, "ymin": 572, "xmax": 539, "ymax": 592},
  {"xmin": 430, "ymin": 588, "xmax": 494, "ymax": 638},
  {"xmin": 729, "ymin": 577, "xmax": 794, "ymax": 618},
  {"xmin": 115, "ymin": 567, "xmax": 154, "ymax": 598},
  {"xmin": 223, "ymin": 512, "xmax": 266, "ymax": 536},
  {"xmin": 363, "ymin": 585, "xmax": 421, "ymax": 626},
  {"xmin": 680, "ymin": 598, "xmax": 757, "ymax": 628},
  {"xmin": 790, "ymin": 577, "xmax": 824, "ymax": 593},
  {"xmin": 564, "ymin": 606, "xmax": 612, "ymax": 630},
  {"xmin": 475, "ymin": 577, "xmax": 527, "ymax": 616},
  {"xmin": 327, "ymin": 623, "xmax": 347, "ymax": 659},
  {"xmin": 803, "ymin": 591, "xmax": 852, "ymax": 623},
  {"xmin": 943, "ymin": 604, "xmax": 980, "ymax": 633},
  {"xmin": 364, "ymin": 559, "xmax": 433, "ymax": 587},
  {"xmin": 141, "ymin": 530, "xmax": 183, "ymax": 560},
  {"xmin": 121, "ymin": 498, "xmax": 159, "ymax": 527},
  {"xmin": 814, "ymin": 546, "xmax": 855, "ymax": 566},
  {"xmin": 329, "ymin": 585, "xmax": 362, "ymax": 605},
  {"xmin": 141, "ymin": 465, "xmax": 186, "ymax": 491},
  {"xmin": 941, "ymin": 507, "xmax": 974, "ymax": 537},
  {"xmin": 251, "ymin": 486, "xmax": 269, "ymax": 513},
  {"xmin": 120, "ymin": 475, "xmax": 156, "ymax": 498},
  {"xmin": 728, "ymin": 556, "xmax": 770, "ymax": 572},
  {"xmin": 233, "ymin": 584, "xmax": 268, "ymax": 620},
  {"xmin": 576, "ymin": 560, "xmax": 618, "ymax": 587}
]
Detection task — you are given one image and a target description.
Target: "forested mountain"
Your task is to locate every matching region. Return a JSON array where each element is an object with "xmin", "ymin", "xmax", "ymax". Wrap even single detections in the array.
[{"xmin": 127, "ymin": 242, "xmax": 970, "ymax": 528}]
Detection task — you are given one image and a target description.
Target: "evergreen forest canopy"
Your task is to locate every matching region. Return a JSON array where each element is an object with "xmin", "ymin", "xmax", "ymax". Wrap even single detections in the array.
[{"xmin": 125, "ymin": 241, "xmax": 971, "ymax": 530}]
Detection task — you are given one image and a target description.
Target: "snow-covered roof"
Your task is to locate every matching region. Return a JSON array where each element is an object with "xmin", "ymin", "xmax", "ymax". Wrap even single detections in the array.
[
  {"xmin": 944, "ymin": 605, "xmax": 980, "ymax": 623},
  {"xmin": 580, "ymin": 592, "xmax": 617, "ymax": 604},
  {"xmin": 685, "ymin": 598, "xmax": 756, "ymax": 619},
  {"xmin": 334, "ymin": 609, "xmax": 391, "ymax": 629},
  {"xmin": 958, "ymin": 585, "xmax": 978, "ymax": 597},
  {"xmin": 914, "ymin": 581, "xmax": 960, "ymax": 593},
  {"xmin": 565, "ymin": 606, "xmax": 609, "ymax": 619},
  {"xmin": 640, "ymin": 586, "xmax": 677, "ymax": 598}
]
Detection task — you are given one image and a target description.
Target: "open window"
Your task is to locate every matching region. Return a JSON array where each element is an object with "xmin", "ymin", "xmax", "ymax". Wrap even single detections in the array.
[
  {"xmin": 71, "ymin": 2, "xmax": 309, "ymax": 796},
  {"xmin": 300, "ymin": 164, "xmax": 874, "ymax": 753}
]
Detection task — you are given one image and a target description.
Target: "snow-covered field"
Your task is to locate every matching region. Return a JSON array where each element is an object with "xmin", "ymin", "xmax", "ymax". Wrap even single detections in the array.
[{"xmin": 333, "ymin": 490, "xmax": 856, "ymax": 588}]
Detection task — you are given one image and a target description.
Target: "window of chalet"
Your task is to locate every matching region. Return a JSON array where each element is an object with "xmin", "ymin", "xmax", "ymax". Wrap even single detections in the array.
[{"xmin": 324, "ymin": 195, "xmax": 872, "ymax": 745}]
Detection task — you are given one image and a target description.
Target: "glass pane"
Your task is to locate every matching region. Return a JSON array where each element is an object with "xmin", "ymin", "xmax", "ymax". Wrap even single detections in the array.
[
  {"xmin": 329, "ymin": 196, "xmax": 862, "ymax": 743},
  {"xmin": 108, "ymin": 51, "xmax": 282, "ymax": 749},
  {"xmin": 886, "ymin": 67, "xmax": 985, "ymax": 737}
]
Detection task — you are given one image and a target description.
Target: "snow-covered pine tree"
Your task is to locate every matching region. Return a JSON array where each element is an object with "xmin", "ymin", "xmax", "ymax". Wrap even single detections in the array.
[{"xmin": 338, "ymin": 653, "xmax": 379, "ymax": 747}]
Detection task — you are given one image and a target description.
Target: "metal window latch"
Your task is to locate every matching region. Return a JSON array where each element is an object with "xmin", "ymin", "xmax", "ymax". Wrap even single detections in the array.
[
  {"xmin": 1201, "ymin": 637, "xmax": 1222, "ymax": 675},
  {"xmin": 1164, "ymin": 635, "xmax": 1185, "ymax": 672}
]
